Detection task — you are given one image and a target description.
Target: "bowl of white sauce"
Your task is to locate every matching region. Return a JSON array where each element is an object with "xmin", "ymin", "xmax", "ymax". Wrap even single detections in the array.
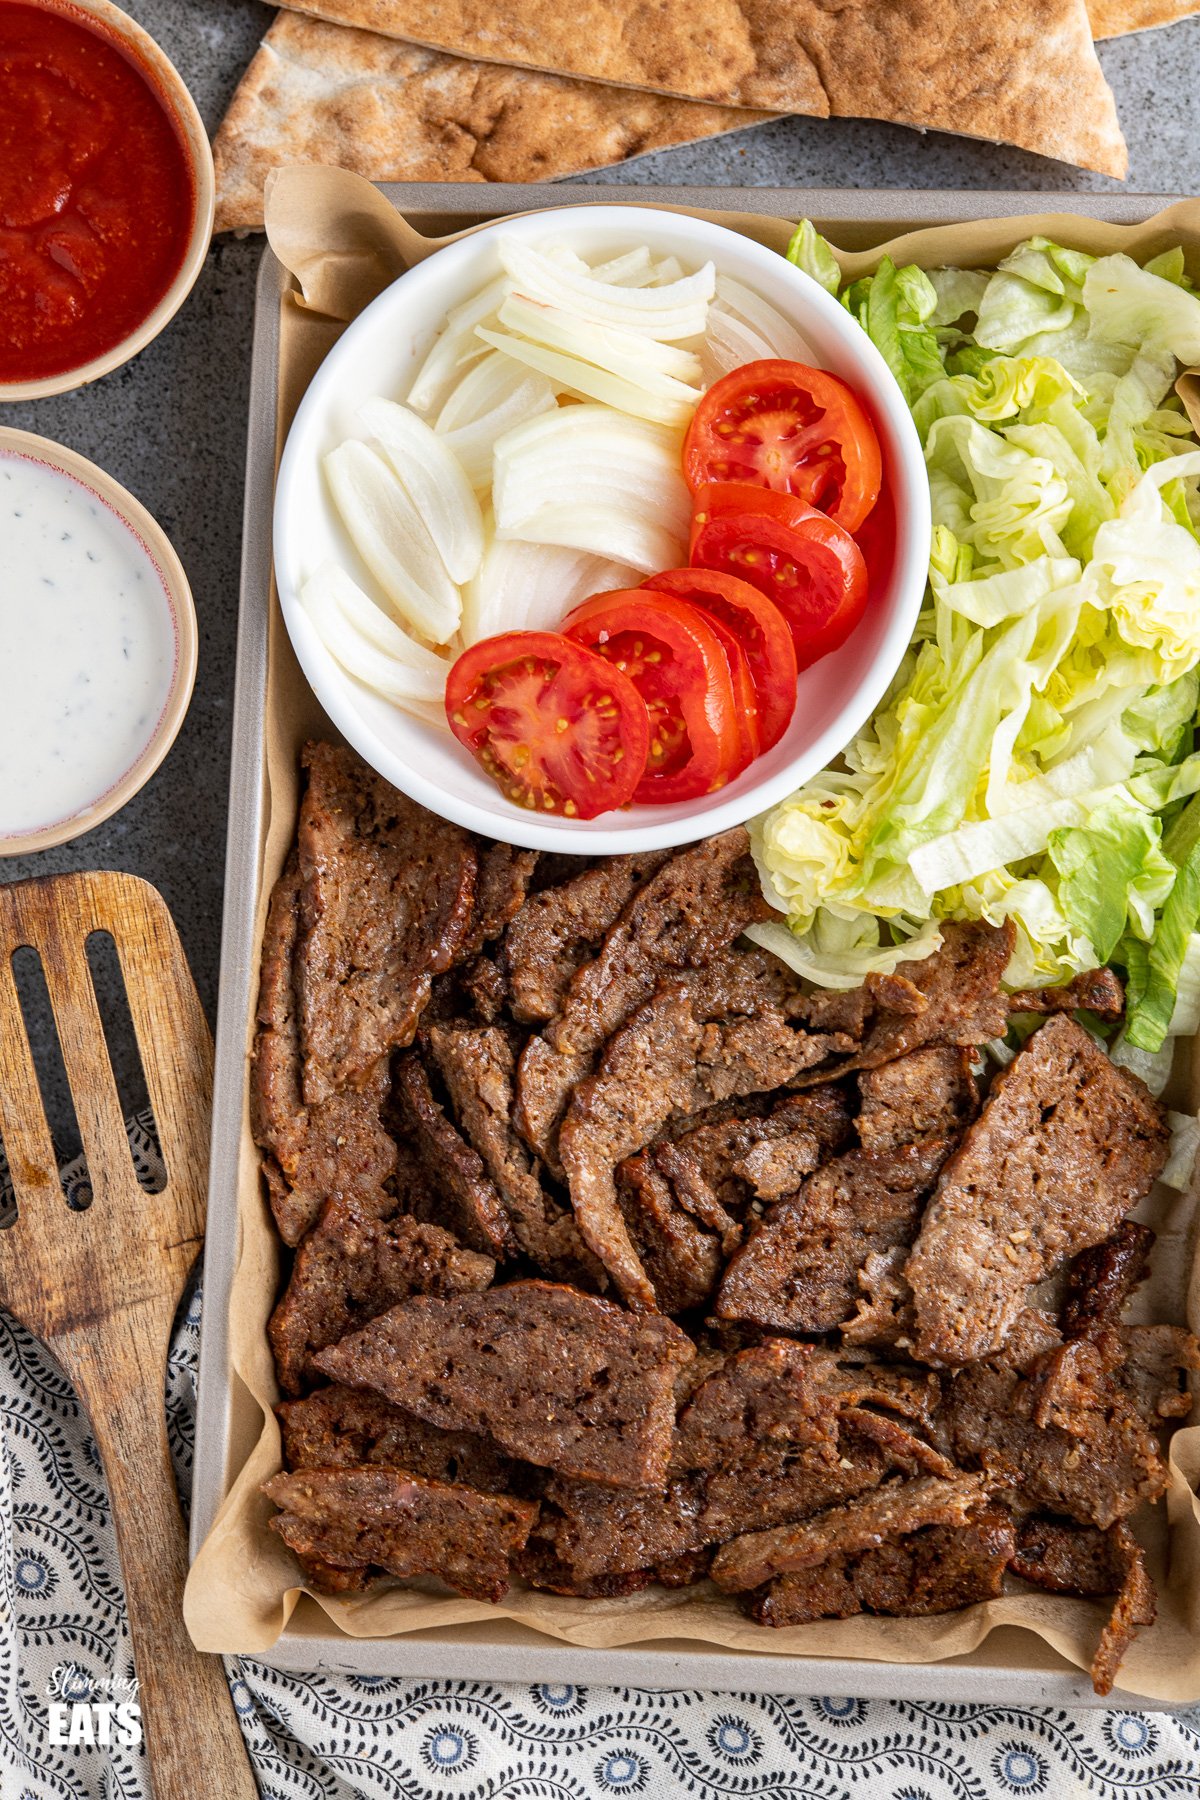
[{"xmin": 0, "ymin": 428, "xmax": 197, "ymax": 854}]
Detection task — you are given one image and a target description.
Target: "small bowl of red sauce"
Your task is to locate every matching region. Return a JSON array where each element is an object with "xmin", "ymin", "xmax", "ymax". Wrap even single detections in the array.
[{"xmin": 0, "ymin": 0, "xmax": 214, "ymax": 400}]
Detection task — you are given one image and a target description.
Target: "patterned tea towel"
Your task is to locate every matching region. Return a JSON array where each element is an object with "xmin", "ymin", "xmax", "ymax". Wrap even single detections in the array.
[{"xmin": 2, "ymin": 1114, "xmax": 1200, "ymax": 1800}]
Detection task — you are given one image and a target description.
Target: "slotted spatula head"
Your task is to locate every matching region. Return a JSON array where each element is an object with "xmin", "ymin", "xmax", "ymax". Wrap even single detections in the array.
[{"xmin": 0, "ymin": 869, "xmax": 212, "ymax": 1341}]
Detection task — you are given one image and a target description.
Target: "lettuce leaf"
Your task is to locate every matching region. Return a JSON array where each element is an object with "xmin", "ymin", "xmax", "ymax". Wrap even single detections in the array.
[
  {"xmin": 1123, "ymin": 791, "xmax": 1200, "ymax": 1051},
  {"xmin": 1047, "ymin": 797, "xmax": 1174, "ymax": 962},
  {"xmin": 840, "ymin": 256, "xmax": 946, "ymax": 405},
  {"xmin": 785, "ymin": 220, "xmax": 841, "ymax": 296},
  {"xmin": 759, "ymin": 226, "xmax": 1200, "ymax": 1020}
]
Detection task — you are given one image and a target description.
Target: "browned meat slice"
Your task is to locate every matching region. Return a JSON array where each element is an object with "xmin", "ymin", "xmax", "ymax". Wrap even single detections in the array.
[
  {"xmin": 1061, "ymin": 1222, "xmax": 1155, "ymax": 1340},
  {"xmin": 515, "ymin": 829, "xmax": 769, "ymax": 1165},
  {"xmin": 649, "ymin": 1140, "xmax": 741, "ymax": 1244},
  {"xmin": 804, "ymin": 985, "xmax": 874, "ymax": 1037},
  {"xmin": 842, "ymin": 1247, "xmax": 914, "ymax": 1349},
  {"xmin": 1091, "ymin": 1528, "xmax": 1157, "ymax": 1696},
  {"xmin": 716, "ymin": 1137, "xmax": 954, "ymax": 1334},
  {"xmin": 856, "ymin": 1046, "xmax": 979, "ymax": 1154},
  {"xmin": 824, "ymin": 920, "xmax": 1015, "ymax": 1078},
  {"xmin": 1115, "ymin": 1323, "xmax": 1200, "ymax": 1421},
  {"xmin": 993, "ymin": 1308, "xmax": 1066, "ymax": 1371},
  {"xmin": 905, "ymin": 1015, "xmax": 1169, "ymax": 1366},
  {"xmin": 288, "ymin": 1554, "xmax": 374, "ymax": 1596},
  {"xmin": 268, "ymin": 1076, "xmax": 398, "ymax": 1249},
  {"xmin": 663, "ymin": 1088, "xmax": 854, "ymax": 1215},
  {"xmin": 751, "ymin": 1509, "xmax": 1014, "ymax": 1627},
  {"xmin": 1010, "ymin": 1517, "xmax": 1155, "ymax": 1697},
  {"xmin": 835, "ymin": 1049, "xmax": 981, "ymax": 1347},
  {"xmin": 935, "ymin": 1341, "xmax": 1165, "ymax": 1528},
  {"xmin": 502, "ymin": 850, "xmax": 670, "ymax": 1023},
  {"xmin": 251, "ymin": 853, "xmax": 307, "ymax": 1171},
  {"xmin": 616, "ymin": 1155, "xmax": 723, "ymax": 1313},
  {"xmin": 315, "ymin": 1280, "xmax": 695, "ymax": 1489},
  {"xmin": 460, "ymin": 954, "xmax": 508, "ymax": 1022},
  {"xmin": 525, "ymin": 1425, "xmax": 891, "ymax": 1594},
  {"xmin": 461, "ymin": 844, "xmax": 539, "ymax": 959},
  {"xmin": 807, "ymin": 1348, "xmax": 942, "ymax": 1426},
  {"xmin": 840, "ymin": 1408, "xmax": 957, "ymax": 1478},
  {"xmin": 1011, "ymin": 1514, "xmax": 1135, "ymax": 1595},
  {"xmin": 732, "ymin": 1130, "xmax": 823, "ymax": 1200},
  {"xmin": 1009, "ymin": 967, "xmax": 1125, "ymax": 1020},
  {"xmin": 522, "ymin": 1341, "xmax": 934, "ymax": 1596},
  {"xmin": 710, "ymin": 1471, "xmax": 990, "ymax": 1592},
  {"xmin": 277, "ymin": 1384, "xmax": 517, "ymax": 1491},
  {"xmin": 250, "ymin": 855, "xmax": 398, "ymax": 1245},
  {"xmin": 427, "ymin": 1023, "xmax": 600, "ymax": 1285},
  {"xmin": 671, "ymin": 1339, "xmax": 834, "ymax": 1472},
  {"xmin": 560, "ymin": 953, "xmax": 844, "ymax": 1307},
  {"xmin": 295, "ymin": 742, "xmax": 477, "ymax": 1105},
  {"xmin": 392, "ymin": 1054, "xmax": 516, "ymax": 1259},
  {"xmin": 269, "ymin": 1198, "xmax": 495, "ymax": 1395},
  {"xmin": 263, "ymin": 1466, "xmax": 537, "ymax": 1602}
]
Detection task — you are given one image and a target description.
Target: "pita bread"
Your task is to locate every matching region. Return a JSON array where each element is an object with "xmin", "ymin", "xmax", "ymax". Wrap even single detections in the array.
[
  {"xmin": 213, "ymin": 12, "xmax": 771, "ymax": 233},
  {"xmin": 1088, "ymin": 0, "xmax": 1199, "ymax": 34},
  {"xmin": 280, "ymin": 0, "xmax": 1127, "ymax": 176}
]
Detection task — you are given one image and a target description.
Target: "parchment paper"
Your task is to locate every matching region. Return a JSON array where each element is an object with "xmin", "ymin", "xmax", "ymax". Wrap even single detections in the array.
[{"xmin": 184, "ymin": 168, "xmax": 1200, "ymax": 1700}]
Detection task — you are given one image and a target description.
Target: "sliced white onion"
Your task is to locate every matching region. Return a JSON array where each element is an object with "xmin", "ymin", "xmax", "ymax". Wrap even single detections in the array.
[
  {"xmin": 358, "ymin": 398, "xmax": 483, "ymax": 584},
  {"xmin": 497, "ymin": 292, "xmax": 703, "ymax": 386},
  {"xmin": 491, "ymin": 406, "xmax": 691, "ymax": 544},
  {"xmin": 478, "ymin": 326, "xmax": 698, "ymax": 427},
  {"xmin": 587, "ymin": 246, "xmax": 655, "ymax": 285},
  {"xmin": 324, "ymin": 440, "xmax": 461, "ymax": 644},
  {"xmin": 650, "ymin": 255, "xmax": 685, "ymax": 286},
  {"xmin": 405, "ymin": 273, "xmax": 508, "ymax": 414},
  {"xmin": 715, "ymin": 274, "xmax": 812, "ymax": 361},
  {"xmin": 435, "ymin": 356, "xmax": 558, "ymax": 491},
  {"xmin": 700, "ymin": 308, "xmax": 780, "ymax": 384},
  {"xmin": 498, "ymin": 238, "xmax": 714, "ymax": 340},
  {"xmin": 496, "ymin": 503, "xmax": 684, "ymax": 573},
  {"xmin": 301, "ymin": 564, "xmax": 448, "ymax": 707},
  {"xmin": 434, "ymin": 351, "xmax": 538, "ymax": 432},
  {"xmin": 463, "ymin": 532, "xmax": 639, "ymax": 644}
]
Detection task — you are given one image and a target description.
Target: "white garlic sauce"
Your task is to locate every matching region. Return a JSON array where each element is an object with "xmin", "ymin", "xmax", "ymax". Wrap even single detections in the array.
[{"xmin": 0, "ymin": 452, "xmax": 176, "ymax": 836}]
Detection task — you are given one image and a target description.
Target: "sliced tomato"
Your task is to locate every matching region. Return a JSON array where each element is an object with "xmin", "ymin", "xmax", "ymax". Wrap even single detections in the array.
[
  {"xmin": 854, "ymin": 476, "xmax": 897, "ymax": 596},
  {"xmin": 697, "ymin": 608, "xmax": 762, "ymax": 773},
  {"xmin": 689, "ymin": 483, "xmax": 869, "ymax": 672},
  {"xmin": 644, "ymin": 566, "xmax": 798, "ymax": 752},
  {"xmin": 683, "ymin": 358, "xmax": 883, "ymax": 532},
  {"xmin": 563, "ymin": 591, "xmax": 744, "ymax": 803},
  {"xmin": 445, "ymin": 629, "xmax": 649, "ymax": 819}
]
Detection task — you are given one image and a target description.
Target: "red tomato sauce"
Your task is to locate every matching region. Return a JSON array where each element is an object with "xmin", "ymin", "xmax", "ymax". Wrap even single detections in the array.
[{"xmin": 0, "ymin": 0, "xmax": 196, "ymax": 382}]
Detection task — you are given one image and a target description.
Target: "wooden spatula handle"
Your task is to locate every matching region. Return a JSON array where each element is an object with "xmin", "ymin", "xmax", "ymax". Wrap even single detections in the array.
[{"xmin": 65, "ymin": 1320, "xmax": 259, "ymax": 1800}]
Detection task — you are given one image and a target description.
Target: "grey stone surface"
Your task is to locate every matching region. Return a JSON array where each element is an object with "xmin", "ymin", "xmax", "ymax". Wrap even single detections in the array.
[{"xmin": 2, "ymin": 0, "xmax": 1198, "ymax": 1146}]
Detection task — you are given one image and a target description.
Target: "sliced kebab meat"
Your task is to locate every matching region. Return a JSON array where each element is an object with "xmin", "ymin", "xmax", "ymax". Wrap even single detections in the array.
[
  {"xmin": 314, "ymin": 1280, "xmax": 695, "ymax": 1489},
  {"xmin": 559, "ymin": 947, "xmax": 851, "ymax": 1307},
  {"xmin": 515, "ymin": 829, "xmax": 770, "ymax": 1169},
  {"xmin": 295, "ymin": 741, "xmax": 477, "ymax": 1105},
  {"xmin": 905, "ymin": 1015, "xmax": 1170, "ymax": 1366}
]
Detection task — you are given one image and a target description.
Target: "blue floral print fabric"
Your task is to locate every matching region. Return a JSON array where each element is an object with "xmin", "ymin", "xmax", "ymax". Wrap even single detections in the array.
[{"xmin": 2, "ymin": 1116, "xmax": 1199, "ymax": 1800}]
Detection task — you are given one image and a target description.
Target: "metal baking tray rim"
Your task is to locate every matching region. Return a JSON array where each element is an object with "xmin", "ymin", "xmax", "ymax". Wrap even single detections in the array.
[{"xmin": 192, "ymin": 183, "xmax": 1188, "ymax": 1704}]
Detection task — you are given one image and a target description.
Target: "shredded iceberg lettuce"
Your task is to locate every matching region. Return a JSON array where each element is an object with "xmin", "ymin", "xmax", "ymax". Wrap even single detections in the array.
[{"xmin": 763, "ymin": 226, "xmax": 1200, "ymax": 1055}]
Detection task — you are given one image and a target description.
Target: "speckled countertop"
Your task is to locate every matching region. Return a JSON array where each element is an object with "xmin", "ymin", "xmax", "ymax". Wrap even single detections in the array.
[{"xmin": 4, "ymin": 0, "xmax": 1199, "ymax": 1135}]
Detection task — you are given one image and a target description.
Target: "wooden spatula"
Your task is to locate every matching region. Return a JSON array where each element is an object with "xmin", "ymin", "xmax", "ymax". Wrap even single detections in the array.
[{"xmin": 0, "ymin": 871, "xmax": 258, "ymax": 1800}]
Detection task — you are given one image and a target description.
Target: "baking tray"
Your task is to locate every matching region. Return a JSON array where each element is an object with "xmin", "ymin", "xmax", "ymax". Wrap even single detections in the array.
[{"xmin": 192, "ymin": 183, "xmax": 1185, "ymax": 1702}]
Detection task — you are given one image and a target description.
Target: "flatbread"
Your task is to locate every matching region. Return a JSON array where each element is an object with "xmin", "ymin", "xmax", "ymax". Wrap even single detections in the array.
[
  {"xmin": 1088, "ymin": 0, "xmax": 1199, "ymax": 34},
  {"xmin": 279, "ymin": 0, "xmax": 1127, "ymax": 177},
  {"xmin": 212, "ymin": 12, "xmax": 771, "ymax": 233}
]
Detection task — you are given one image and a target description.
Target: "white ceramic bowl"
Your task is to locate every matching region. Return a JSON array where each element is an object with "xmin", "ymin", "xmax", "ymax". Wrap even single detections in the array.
[
  {"xmin": 274, "ymin": 204, "xmax": 930, "ymax": 853},
  {"xmin": 0, "ymin": 428, "xmax": 197, "ymax": 854}
]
